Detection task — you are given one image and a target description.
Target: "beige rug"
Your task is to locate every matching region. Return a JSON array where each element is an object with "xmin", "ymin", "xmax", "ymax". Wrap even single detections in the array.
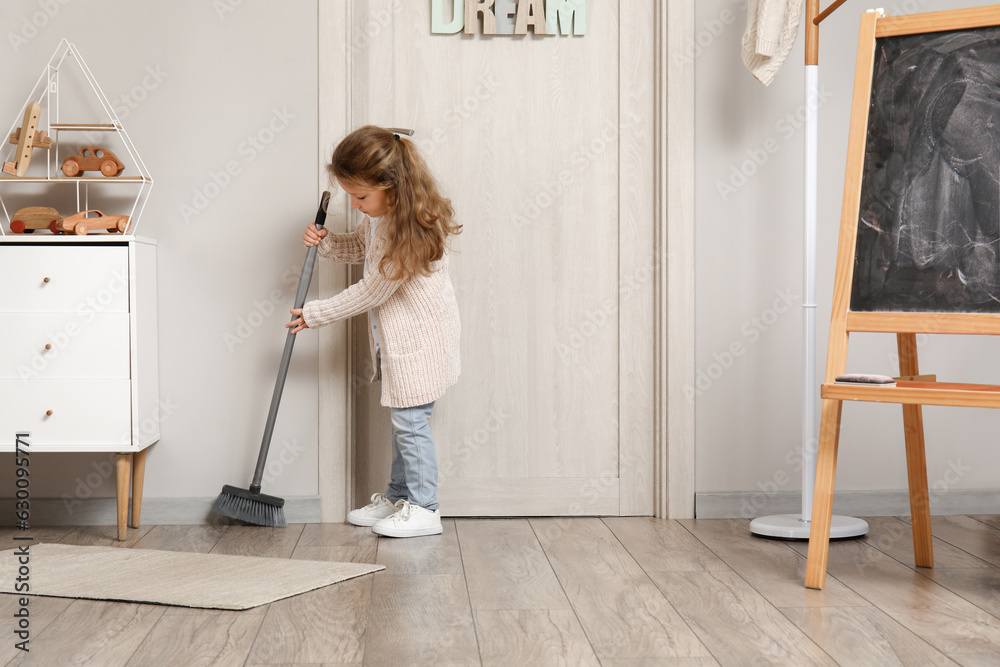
[{"xmin": 0, "ymin": 543, "xmax": 383, "ymax": 610}]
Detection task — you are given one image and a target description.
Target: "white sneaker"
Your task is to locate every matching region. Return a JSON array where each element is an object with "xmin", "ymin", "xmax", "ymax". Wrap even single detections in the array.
[
  {"xmin": 372, "ymin": 500, "xmax": 442, "ymax": 537},
  {"xmin": 347, "ymin": 493, "xmax": 397, "ymax": 527}
]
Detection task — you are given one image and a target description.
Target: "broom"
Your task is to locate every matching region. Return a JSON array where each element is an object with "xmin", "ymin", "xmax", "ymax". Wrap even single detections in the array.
[{"xmin": 212, "ymin": 190, "xmax": 331, "ymax": 527}]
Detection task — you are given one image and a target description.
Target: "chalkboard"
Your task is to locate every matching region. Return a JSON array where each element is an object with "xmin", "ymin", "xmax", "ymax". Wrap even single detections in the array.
[{"xmin": 851, "ymin": 26, "xmax": 1000, "ymax": 313}]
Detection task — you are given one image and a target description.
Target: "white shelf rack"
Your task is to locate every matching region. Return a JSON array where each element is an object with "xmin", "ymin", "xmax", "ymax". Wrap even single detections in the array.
[{"xmin": 0, "ymin": 39, "xmax": 153, "ymax": 236}]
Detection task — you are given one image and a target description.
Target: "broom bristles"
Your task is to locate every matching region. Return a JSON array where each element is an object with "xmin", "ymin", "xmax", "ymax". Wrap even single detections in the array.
[{"xmin": 212, "ymin": 485, "xmax": 287, "ymax": 528}]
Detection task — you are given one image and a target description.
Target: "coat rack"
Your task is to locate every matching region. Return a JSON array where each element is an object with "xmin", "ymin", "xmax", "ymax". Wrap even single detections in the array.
[{"xmin": 749, "ymin": 0, "xmax": 869, "ymax": 540}]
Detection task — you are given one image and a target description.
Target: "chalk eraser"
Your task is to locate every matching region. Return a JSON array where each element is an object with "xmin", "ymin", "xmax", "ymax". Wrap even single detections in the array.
[{"xmin": 835, "ymin": 373, "xmax": 896, "ymax": 386}]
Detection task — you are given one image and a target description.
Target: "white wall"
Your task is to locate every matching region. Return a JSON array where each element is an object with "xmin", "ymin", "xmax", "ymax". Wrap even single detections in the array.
[
  {"xmin": 695, "ymin": 0, "xmax": 1000, "ymax": 515},
  {"xmin": 0, "ymin": 1, "xmax": 320, "ymax": 514}
]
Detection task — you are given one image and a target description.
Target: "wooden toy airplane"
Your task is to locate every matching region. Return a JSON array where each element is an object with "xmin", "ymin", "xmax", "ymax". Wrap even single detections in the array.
[{"xmin": 3, "ymin": 101, "xmax": 51, "ymax": 177}]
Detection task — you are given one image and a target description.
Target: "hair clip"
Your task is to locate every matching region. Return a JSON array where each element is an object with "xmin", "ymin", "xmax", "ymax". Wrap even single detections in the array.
[{"xmin": 385, "ymin": 127, "xmax": 415, "ymax": 138}]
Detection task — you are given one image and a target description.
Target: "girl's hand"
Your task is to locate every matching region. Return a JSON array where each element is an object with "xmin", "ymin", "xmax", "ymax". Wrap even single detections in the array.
[
  {"xmin": 303, "ymin": 222, "xmax": 328, "ymax": 247},
  {"xmin": 287, "ymin": 308, "xmax": 309, "ymax": 334}
]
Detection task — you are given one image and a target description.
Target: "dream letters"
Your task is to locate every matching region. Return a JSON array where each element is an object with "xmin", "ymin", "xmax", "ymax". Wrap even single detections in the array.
[{"xmin": 431, "ymin": 0, "xmax": 587, "ymax": 35}]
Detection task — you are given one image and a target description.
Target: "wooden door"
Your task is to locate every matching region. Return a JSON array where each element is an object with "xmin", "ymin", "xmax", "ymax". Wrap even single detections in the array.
[{"xmin": 325, "ymin": 0, "xmax": 656, "ymax": 516}]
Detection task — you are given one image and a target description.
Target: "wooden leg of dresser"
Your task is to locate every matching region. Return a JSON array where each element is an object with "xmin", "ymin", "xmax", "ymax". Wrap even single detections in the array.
[
  {"xmin": 131, "ymin": 448, "xmax": 147, "ymax": 529},
  {"xmin": 116, "ymin": 454, "xmax": 131, "ymax": 541}
]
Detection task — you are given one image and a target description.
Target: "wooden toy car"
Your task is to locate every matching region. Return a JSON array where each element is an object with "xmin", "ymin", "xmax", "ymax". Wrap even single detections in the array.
[
  {"xmin": 52, "ymin": 210, "xmax": 130, "ymax": 235},
  {"xmin": 10, "ymin": 206, "xmax": 62, "ymax": 234},
  {"xmin": 61, "ymin": 146, "xmax": 124, "ymax": 177}
]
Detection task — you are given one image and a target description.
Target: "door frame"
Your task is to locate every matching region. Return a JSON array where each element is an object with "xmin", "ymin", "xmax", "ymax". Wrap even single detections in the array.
[{"xmin": 316, "ymin": 0, "xmax": 695, "ymax": 520}]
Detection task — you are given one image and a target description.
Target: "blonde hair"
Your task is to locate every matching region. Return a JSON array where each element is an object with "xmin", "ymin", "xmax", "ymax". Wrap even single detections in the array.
[{"xmin": 329, "ymin": 125, "xmax": 461, "ymax": 282}]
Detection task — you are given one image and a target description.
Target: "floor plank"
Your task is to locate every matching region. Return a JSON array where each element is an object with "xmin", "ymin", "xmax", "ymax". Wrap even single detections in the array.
[
  {"xmin": 788, "ymin": 538, "xmax": 1000, "ymax": 655},
  {"xmin": 365, "ymin": 573, "xmax": 480, "ymax": 665},
  {"xmin": 374, "ymin": 518, "xmax": 463, "ymax": 574},
  {"xmin": 458, "ymin": 519, "xmax": 570, "ymax": 610},
  {"xmin": 0, "ymin": 593, "xmax": 73, "ymax": 664},
  {"xmin": 162, "ymin": 601, "xmax": 270, "ymax": 618},
  {"xmin": 921, "ymin": 567, "xmax": 1000, "ymax": 619},
  {"xmin": 210, "ymin": 524, "xmax": 305, "ymax": 558},
  {"xmin": 297, "ymin": 522, "xmax": 378, "ymax": 548},
  {"xmin": 126, "ymin": 612, "xmax": 263, "ymax": 666},
  {"xmin": 531, "ymin": 518, "xmax": 711, "ymax": 660},
  {"xmin": 951, "ymin": 654, "xmax": 1000, "ymax": 666},
  {"xmin": 291, "ymin": 545, "xmax": 377, "ymax": 565},
  {"xmin": 968, "ymin": 515, "xmax": 1000, "ymax": 532},
  {"xmin": 131, "ymin": 524, "xmax": 228, "ymax": 553},
  {"xmin": 780, "ymin": 605, "xmax": 955, "ymax": 666},
  {"xmin": 51, "ymin": 524, "xmax": 154, "ymax": 548},
  {"xmin": 648, "ymin": 570, "xmax": 836, "ymax": 666},
  {"xmin": 603, "ymin": 517, "xmax": 730, "ymax": 573},
  {"xmin": 677, "ymin": 518, "xmax": 869, "ymax": 608},
  {"xmin": 292, "ymin": 522, "xmax": 379, "ymax": 564},
  {"xmin": 861, "ymin": 516, "xmax": 992, "ymax": 570},
  {"xmin": 901, "ymin": 515, "xmax": 1000, "ymax": 568},
  {"xmin": 598, "ymin": 660, "xmax": 721, "ymax": 666},
  {"xmin": 245, "ymin": 664, "xmax": 362, "ymax": 666},
  {"xmin": 246, "ymin": 576, "xmax": 372, "ymax": 665},
  {"xmin": 474, "ymin": 609, "xmax": 599, "ymax": 666},
  {"xmin": 0, "ymin": 526, "xmax": 76, "ymax": 550},
  {"xmin": 7, "ymin": 599, "xmax": 163, "ymax": 666}
]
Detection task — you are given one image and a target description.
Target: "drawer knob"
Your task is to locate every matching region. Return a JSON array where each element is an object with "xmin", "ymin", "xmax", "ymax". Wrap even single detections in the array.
[
  {"xmin": 45, "ymin": 410, "xmax": 53, "ymax": 417},
  {"xmin": 43, "ymin": 277, "xmax": 51, "ymax": 283},
  {"xmin": 44, "ymin": 343, "xmax": 52, "ymax": 350}
]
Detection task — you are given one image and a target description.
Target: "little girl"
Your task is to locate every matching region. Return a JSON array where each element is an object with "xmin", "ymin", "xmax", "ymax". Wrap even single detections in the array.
[{"xmin": 287, "ymin": 125, "xmax": 462, "ymax": 538}]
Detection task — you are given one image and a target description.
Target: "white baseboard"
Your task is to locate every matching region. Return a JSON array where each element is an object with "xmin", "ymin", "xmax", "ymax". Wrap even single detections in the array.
[
  {"xmin": 0, "ymin": 496, "xmax": 323, "ymax": 527},
  {"xmin": 696, "ymin": 489, "xmax": 1000, "ymax": 520}
]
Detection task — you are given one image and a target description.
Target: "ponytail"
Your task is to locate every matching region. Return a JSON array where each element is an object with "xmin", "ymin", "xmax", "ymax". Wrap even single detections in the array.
[{"xmin": 329, "ymin": 125, "xmax": 461, "ymax": 282}]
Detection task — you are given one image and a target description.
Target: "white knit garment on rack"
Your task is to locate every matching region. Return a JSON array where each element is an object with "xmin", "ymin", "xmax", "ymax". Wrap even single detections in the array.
[{"xmin": 742, "ymin": 0, "xmax": 803, "ymax": 86}]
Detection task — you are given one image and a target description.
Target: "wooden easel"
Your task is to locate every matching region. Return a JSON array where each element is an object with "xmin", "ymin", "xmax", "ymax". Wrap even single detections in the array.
[{"xmin": 805, "ymin": 5, "xmax": 1000, "ymax": 590}]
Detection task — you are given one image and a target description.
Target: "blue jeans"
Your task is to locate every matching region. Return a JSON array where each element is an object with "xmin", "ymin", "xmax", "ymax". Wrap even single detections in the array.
[{"xmin": 386, "ymin": 401, "xmax": 439, "ymax": 511}]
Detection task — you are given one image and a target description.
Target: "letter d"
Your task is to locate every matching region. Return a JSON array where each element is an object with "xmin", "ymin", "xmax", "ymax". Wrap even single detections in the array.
[{"xmin": 431, "ymin": 0, "xmax": 464, "ymax": 33}]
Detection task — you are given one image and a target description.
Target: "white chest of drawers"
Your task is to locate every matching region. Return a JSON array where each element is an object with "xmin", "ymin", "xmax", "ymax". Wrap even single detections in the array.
[{"xmin": 0, "ymin": 236, "xmax": 158, "ymax": 540}]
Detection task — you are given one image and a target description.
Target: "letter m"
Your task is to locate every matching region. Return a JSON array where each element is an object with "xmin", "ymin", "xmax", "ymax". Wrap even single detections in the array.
[{"xmin": 546, "ymin": 0, "xmax": 587, "ymax": 35}]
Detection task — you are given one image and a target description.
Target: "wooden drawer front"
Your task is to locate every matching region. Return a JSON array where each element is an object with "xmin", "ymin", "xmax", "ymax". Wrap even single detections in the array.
[
  {"xmin": 0, "ymin": 313, "xmax": 130, "ymax": 379},
  {"xmin": 0, "ymin": 245, "xmax": 128, "ymax": 312},
  {"xmin": 0, "ymin": 379, "xmax": 131, "ymax": 447}
]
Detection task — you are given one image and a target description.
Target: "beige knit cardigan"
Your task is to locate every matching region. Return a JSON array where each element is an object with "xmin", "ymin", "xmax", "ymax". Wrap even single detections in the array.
[{"xmin": 301, "ymin": 216, "xmax": 461, "ymax": 408}]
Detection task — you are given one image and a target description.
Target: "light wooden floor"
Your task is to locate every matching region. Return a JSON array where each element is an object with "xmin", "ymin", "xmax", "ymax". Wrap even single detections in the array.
[{"xmin": 2, "ymin": 515, "xmax": 1000, "ymax": 665}]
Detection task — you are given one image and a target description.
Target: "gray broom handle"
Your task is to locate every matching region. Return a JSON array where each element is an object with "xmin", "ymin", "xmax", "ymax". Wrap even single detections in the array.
[{"xmin": 250, "ymin": 191, "xmax": 330, "ymax": 493}]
